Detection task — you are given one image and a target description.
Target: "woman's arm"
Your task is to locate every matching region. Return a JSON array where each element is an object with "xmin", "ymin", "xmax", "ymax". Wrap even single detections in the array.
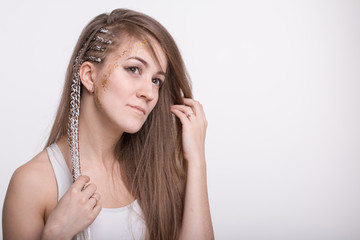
[
  {"xmin": 3, "ymin": 160, "xmax": 49, "ymax": 240},
  {"xmin": 171, "ymin": 98, "xmax": 214, "ymax": 240},
  {"xmin": 2, "ymin": 151, "xmax": 102, "ymax": 240},
  {"xmin": 179, "ymin": 157, "xmax": 214, "ymax": 239}
]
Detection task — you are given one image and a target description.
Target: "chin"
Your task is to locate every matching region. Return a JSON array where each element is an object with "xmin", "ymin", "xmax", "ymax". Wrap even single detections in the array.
[
  {"xmin": 115, "ymin": 115, "xmax": 148, "ymax": 134},
  {"xmin": 123, "ymin": 122, "xmax": 145, "ymax": 134},
  {"xmin": 125, "ymin": 128, "xmax": 141, "ymax": 134}
]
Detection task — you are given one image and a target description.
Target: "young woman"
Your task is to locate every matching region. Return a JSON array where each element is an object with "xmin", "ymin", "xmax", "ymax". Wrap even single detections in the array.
[{"xmin": 2, "ymin": 8, "xmax": 213, "ymax": 240}]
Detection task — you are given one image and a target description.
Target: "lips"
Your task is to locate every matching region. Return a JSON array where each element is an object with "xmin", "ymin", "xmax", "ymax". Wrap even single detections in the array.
[{"xmin": 128, "ymin": 105, "xmax": 146, "ymax": 115}]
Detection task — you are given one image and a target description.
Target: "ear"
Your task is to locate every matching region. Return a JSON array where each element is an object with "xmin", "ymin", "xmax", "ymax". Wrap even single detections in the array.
[{"xmin": 79, "ymin": 62, "xmax": 97, "ymax": 94}]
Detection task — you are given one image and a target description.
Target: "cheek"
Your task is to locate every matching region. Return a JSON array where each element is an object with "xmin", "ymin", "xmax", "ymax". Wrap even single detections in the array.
[
  {"xmin": 109, "ymin": 76, "xmax": 133, "ymax": 96},
  {"xmin": 101, "ymin": 77, "xmax": 108, "ymax": 90},
  {"xmin": 99, "ymin": 75, "xmax": 136, "ymax": 108},
  {"xmin": 99, "ymin": 62, "xmax": 120, "ymax": 91},
  {"xmin": 94, "ymin": 78, "xmax": 125, "ymax": 109},
  {"xmin": 149, "ymin": 93, "xmax": 160, "ymax": 110}
]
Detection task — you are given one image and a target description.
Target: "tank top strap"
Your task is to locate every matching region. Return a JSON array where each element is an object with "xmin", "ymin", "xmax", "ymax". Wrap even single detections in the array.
[{"xmin": 46, "ymin": 143, "xmax": 73, "ymax": 201}]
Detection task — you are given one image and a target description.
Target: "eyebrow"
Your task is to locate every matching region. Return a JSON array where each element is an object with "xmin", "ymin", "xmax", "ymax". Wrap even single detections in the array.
[{"xmin": 126, "ymin": 56, "xmax": 166, "ymax": 76}]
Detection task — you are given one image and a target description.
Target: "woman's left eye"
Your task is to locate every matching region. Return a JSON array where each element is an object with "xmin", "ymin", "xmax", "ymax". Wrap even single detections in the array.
[{"xmin": 152, "ymin": 78, "xmax": 163, "ymax": 87}]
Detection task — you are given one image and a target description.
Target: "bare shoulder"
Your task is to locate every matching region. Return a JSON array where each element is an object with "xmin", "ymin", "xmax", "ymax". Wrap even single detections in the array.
[
  {"xmin": 10, "ymin": 149, "xmax": 56, "ymax": 196},
  {"xmin": 3, "ymin": 148, "xmax": 57, "ymax": 239}
]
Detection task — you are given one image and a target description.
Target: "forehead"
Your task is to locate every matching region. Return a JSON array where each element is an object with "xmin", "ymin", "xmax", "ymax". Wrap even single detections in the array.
[{"xmin": 110, "ymin": 35, "xmax": 167, "ymax": 73}]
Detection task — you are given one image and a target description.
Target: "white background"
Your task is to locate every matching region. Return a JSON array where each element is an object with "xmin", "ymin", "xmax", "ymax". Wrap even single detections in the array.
[{"xmin": 1, "ymin": 0, "xmax": 360, "ymax": 239}]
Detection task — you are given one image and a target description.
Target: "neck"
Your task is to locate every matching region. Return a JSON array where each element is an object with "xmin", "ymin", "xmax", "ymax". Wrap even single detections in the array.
[{"xmin": 77, "ymin": 93, "xmax": 123, "ymax": 168}]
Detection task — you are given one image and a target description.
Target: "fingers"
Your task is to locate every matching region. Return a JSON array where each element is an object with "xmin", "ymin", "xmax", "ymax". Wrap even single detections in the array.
[
  {"xmin": 71, "ymin": 175, "xmax": 98, "ymax": 196},
  {"xmin": 72, "ymin": 175, "xmax": 90, "ymax": 190},
  {"xmin": 70, "ymin": 175, "xmax": 100, "ymax": 209},
  {"xmin": 92, "ymin": 200, "xmax": 102, "ymax": 218},
  {"xmin": 172, "ymin": 98, "xmax": 206, "ymax": 122},
  {"xmin": 91, "ymin": 192, "xmax": 101, "ymax": 202},
  {"xmin": 88, "ymin": 193, "xmax": 101, "ymax": 209},
  {"xmin": 88, "ymin": 195, "xmax": 98, "ymax": 208},
  {"xmin": 182, "ymin": 98, "xmax": 199, "ymax": 113},
  {"xmin": 88, "ymin": 196, "xmax": 97, "ymax": 207},
  {"xmin": 54, "ymin": 175, "xmax": 101, "ymax": 234},
  {"xmin": 171, "ymin": 105, "xmax": 194, "ymax": 120},
  {"xmin": 183, "ymin": 98, "xmax": 207, "ymax": 120},
  {"xmin": 82, "ymin": 183, "xmax": 97, "ymax": 199},
  {"xmin": 171, "ymin": 107, "xmax": 191, "ymax": 125}
]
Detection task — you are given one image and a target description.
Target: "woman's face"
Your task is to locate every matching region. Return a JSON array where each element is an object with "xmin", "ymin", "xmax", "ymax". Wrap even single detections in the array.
[{"xmin": 93, "ymin": 36, "xmax": 167, "ymax": 134}]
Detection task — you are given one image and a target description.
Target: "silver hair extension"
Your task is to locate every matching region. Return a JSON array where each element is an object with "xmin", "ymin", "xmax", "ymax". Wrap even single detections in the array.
[
  {"xmin": 93, "ymin": 35, "xmax": 112, "ymax": 44},
  {"xmin": 68, "ymin": 26, "xmax": 113, "ymax": 240},
  {"xmin": 68, "ymin": 49, "xmax": 83, "ymax": 183},
  {"xmin": 91, "ymin": 45, "xmax": 105, "ymax": 52},
  {"xmin": 83, "ymin": 56, "xmax": 102, "ymax": 63},
  {"xmin": 68, "ymin": 26, "xmax": 113, "ymax": 182},
  {"xmin": 99, "ymin": 27, "xmax": 109, "ymax": 34}
]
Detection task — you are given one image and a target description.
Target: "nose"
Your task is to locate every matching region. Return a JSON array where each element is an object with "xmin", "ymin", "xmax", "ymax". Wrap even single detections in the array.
[{"xmin": 136, "ymin": 77, "xmax": 154, "ymax": 101}]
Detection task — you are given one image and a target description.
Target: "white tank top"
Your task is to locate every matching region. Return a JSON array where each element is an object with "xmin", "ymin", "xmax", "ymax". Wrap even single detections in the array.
[{"xmin": 46, "ymin": 143, "xmax": 146, "ymax": 240}]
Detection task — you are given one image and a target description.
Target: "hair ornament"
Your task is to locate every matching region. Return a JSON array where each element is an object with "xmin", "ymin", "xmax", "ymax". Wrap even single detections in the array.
[
  {"xmin": 84, "ymin": 56, "xmax": 102, "ymax": 63},
  {"xmin": 99, "ymin": 27, "xmax": 110, "ymax": 34},
  {"xmin": 91, "ymin": 45, "xmax": 105, "ymax": 52},
  {"xmin": 93, "ymin": 35, "xmax": 112, "ymax": 44}
]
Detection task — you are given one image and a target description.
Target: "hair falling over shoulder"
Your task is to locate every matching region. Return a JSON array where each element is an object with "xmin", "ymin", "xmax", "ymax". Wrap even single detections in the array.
[{"xmin": 45, "ymin": 8, "xmax": 192, "ymax": 240}]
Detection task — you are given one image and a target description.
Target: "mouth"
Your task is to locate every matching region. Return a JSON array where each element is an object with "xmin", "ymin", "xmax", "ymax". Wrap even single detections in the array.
[{"xmin": 128, "ymin": 105, "xmax": 146, "ymax": 115}]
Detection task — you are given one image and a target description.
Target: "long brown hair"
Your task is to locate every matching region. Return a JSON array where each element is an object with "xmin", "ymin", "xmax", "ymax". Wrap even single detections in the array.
[{"xmin": 45, "ymin": 9, "xmax": 192, "ymax": 240}]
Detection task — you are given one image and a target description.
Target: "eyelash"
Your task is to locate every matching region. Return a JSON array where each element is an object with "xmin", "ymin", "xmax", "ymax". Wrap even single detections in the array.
[{"xmin": 125, "ymin": 66, "xmax": 163, "ymax": 87}]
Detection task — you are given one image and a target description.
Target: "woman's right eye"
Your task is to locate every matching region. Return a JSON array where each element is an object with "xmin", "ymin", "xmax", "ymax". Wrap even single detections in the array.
[
  {"xmin": 126, "ymin": 66, "xmax": 140, "ymax": 74},
  {"xmin": 125, "ymin": 66, "xmax": 140, "ymax": 74}
]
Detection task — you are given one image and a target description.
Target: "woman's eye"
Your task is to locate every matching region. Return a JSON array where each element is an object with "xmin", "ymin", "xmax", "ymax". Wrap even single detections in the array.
[
  {"xmin": 152, "ymin": 78, "xmax": 163, "ymax": 87},
  {"xmin": 126, "ymin": 66, "xmax": 140, "ymax": 74}
]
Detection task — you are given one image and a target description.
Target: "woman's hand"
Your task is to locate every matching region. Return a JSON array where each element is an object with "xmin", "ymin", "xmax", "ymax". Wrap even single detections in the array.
[
  {"xmin": 172, "ymin": 98, "xmax": 214, "ymax": 239},
  {"xmin": 42, "ymin": 175, "xmax": 101, "ymax": 240},
  {"xmin": 171, "ymin": 98, "xmax": 208, "ymax": 164}
]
